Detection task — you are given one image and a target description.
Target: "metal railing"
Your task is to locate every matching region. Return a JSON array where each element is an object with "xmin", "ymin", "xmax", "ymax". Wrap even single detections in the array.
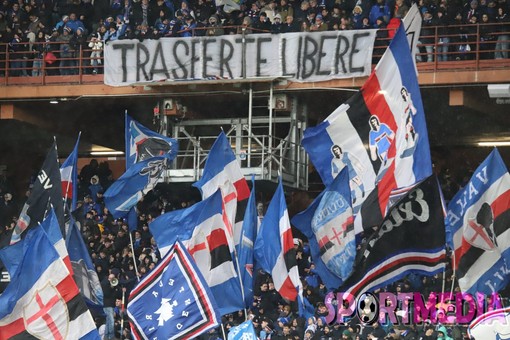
[
  {"xmin": 167, "ymin": 134, "xmax": 308, "ymax": 189},
  {"xmin": 0, "ymin": 22, "xmax": 508, "ymax": 86}
]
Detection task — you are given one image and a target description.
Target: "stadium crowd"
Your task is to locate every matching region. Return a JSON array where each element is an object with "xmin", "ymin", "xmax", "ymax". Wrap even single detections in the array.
[
  {"xmin": 0, "ymin": 0, "xmax": 508, "ymax": 76},
  {"xmin": 0, "ymin": 157, "xmax": 508, "ymax": 340}
]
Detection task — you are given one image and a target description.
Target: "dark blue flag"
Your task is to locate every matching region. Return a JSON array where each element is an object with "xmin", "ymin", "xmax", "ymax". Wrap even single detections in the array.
[
  {"xmin": 104, "ymin": 157, "xmax": 168, "ymax": 219},
  {"xmin": 127, "ymin": 239, "xmax": 221, "ymax": 339},
  {"xmin": 125, "ymin": 114, "xmax": 178, "ymax": 169},
  {"xmin": 66, "ymin": 217, "xmax": 104, "ymax": 309}
]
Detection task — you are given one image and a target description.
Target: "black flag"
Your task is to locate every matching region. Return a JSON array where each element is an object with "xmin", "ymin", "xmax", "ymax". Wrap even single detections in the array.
[
  {"xmin": 338, "ymin": 175, "xmax": 446, "ymax": 299},
  {"xmin": 10, "ymin": 141, "xmax": 64, "ymax": 244}
]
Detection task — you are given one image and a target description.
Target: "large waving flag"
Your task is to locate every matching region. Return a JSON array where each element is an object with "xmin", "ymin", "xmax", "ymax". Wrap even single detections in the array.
[
  {"xmin": 301, "ymin": 24, "xmax": 432, "ymax": 230},
  {"xmin": 292, "ymin": 168, "xmax": 355, "ymax": 290},
  {"xmin": 104, "ymin": 157, "xmax": 168, "ymax": 219},
  {"xmin": 60, "ymin": 133, "xmax": 80, "ymax": 212},
  {"xmin": 0, "ymin": 226, "xmax": 99, "ymax": 339},
  {"xmin": 446, "ymin": 149, "xmax": 510, "ymax": 296},
  {"xmin": 66, "ymin": 217, "xmax": 104, "ymax": 309},
  {"xmin": 12, "ymin": 141, "xmax": 65, "ymax": 244},
  {"xmin": 193, "ymin": 131, "xmax": 250, "ymax": 244},
  {"xmin": 127, "ymin": 239, "xmax": 220, "ymax": 340},
  {"xmin": 125, "ymin": 114, "xmax": 178, "ymax": 169},
  {"xmin": 1, "ymin": 210, "xmax": 72, "ymax": 281},
  {"xmin": 149, "ymin": 190, "xmax": 244, "ymax": 315},
  {"xmin": 339, "ymin": 175, "xmax": 446, "ymax": 300},
  {"xmin": 254, "ymin": 179, "xmax": 301, "ymax": 301},
  {"xmin": 238, "ymin": 176, "xmax": 257, "ymax": 308}
]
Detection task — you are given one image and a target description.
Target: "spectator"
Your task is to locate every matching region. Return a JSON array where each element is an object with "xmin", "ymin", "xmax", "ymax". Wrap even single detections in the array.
[
  {"xmin": 31, "ymin": 30, "xmax": 46, "ymax": 76},
  {"xmin": 101, "ymin": 273, "xmax": 122, "ymax": 340},
  {"xmin": 369, "ymin": 0, "xmax": 391, "ymax": 26},
  {"xmin": 479, "ymin": 12, "xmax": 496, "ymax": 59},
  {"xmin": 261, "ymin": 0, "xmax": 279, "ymax": 23},
  {"xmin": 281, "ymin": 14, "xmax": 299, "ymax": 32},
  {"xmin": 310, "ymin": 13, "xmax": 328, "ymax": 31},
  {"xmin": 271, "ymin": 13, "xmax": 283, "ymax": 33},
  {"xmin": 206, "ymin": 14, "xmax": 224, "ymax": 36},
  {"xmin": 65, "ymin": 12, "xmax": 85, "ymax": 33},
  {"xmin": 253, "ymin": 11, "xmax": 272, "ymax": 32},
  {"xmin": 88, "ymin": 32, "xmax": 103, "ymax": 74},
  {"xmin": 278, "ymin": 0, "xmax": 294, "ymax": 23},
  {"xmin": 420, "ymin": 10, "xmax": 437, "ymax": 62},
  {"xmin": 351, "ymin": 5, "xmax": 364, "ymax": 29},
  {"xmin": 436, "ymin": 8, "xmax": 451, "ymax": 61},
  {"xmin": 495, "ymin": 6, "xmax": 509, "ymax": 58}
]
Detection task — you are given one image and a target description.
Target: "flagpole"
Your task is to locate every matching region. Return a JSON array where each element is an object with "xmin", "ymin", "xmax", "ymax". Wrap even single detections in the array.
[
  {"xmin": 450, "ymin": 249, "xmax": 456, "ymax": 296},
  {"xmin": 221, "ymin": 323, "xmax": 227, "ymax": 340},
  {"xmin": 129, "ymin": 231, "xmax": 141, "ymax": 282},
  {"xmin": 120, "ymin": 288, "xmax": 126, "ymax": 338}
]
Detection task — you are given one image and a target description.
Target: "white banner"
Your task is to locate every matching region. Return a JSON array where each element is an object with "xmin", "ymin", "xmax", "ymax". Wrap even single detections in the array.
[{"xmin": 104, "ymin": 30, "xmax": 377, "ymax": 86}]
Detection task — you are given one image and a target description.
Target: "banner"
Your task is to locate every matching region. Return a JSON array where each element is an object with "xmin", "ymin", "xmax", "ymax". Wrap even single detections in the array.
[{"xmin": 104, "ymin": 31, "xmax": 377, "ymax": 86}]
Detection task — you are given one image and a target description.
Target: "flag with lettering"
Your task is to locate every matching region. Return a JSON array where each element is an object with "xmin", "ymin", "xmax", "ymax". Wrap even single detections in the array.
[
  {"xmin": 339, "ymin": 175, "xmax": 446, "ymax": 300},
  {"xmin": 0, "ymin": 226, "xmax": 100, "ymax": 339},
  {"xmin": 227, "ymin": 320, "xmax": 257, "ymax": 340},
  {"xmin": 292, "ymin": 168, "xmax": 354, "ymax": 290},
  {"xmin": 127, "ymin": 239, "xmax": 220, "ymax": 340},
  {"xmin": 11, "ymin": 141, "xmax": 64, "ymax": 244},
  {"xmin": 125, "ymin": 114, "xmax": 178, "ymax": 169},
  {"xmin": 193, "ymin": 131, "xmax": 250, "ymax": 245},
  {"xmin": 254, "ymin": 179, "xmax": 301, "ymax": 301},
  {"xmin": 237, "ymin": 176, "xmax": 257, "ymax": 308},
  {"xmin": 301, "ymin": 24, "xmax": 432, "ymax": 230},
  {"xmin": 66, "ymin": 217, "xmax": 104, "ymax": 309},
  {"xmin": 446, "ymin": 148, "xmax": 510, "ymax": 296},
  {"xmin": 104, "ymin": 157, "xmax": 168, "ymax": 219},
  {"xmin": 60, "ymin": 133, "xmax": 80, "ymax": 212},
  {"xmin": 149, "ymin": 190, "xmax": 244, "ymax": 315}
]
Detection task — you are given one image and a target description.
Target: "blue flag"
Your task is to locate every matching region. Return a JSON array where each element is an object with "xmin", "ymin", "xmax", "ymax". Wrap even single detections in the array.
[
  {"xmin": 127, "ymin": 239, "xmax": 221, "ymax": 340},
  {"xmin": 104, "ymin": 157, "xmax": 168, "ymax": 219},
  {"xmin": 446, "ymin": 148, "xmax": 510, "ymax": 296},
  {"xmin": 254, "ymin": 179, "xmax": 301, "ymax": 302},
  {"xmin": 150, "ymin": 190, "xmax": 244, "ymax": 315},
  {"xmin": 227, "ymin": 320, "xmax": 257, "ymax": 340},
  {"xmin": 237, "ymin": 176, "xmax": 257, "ymax": 308},
  {"xmin": 0, "ymin": 226, "xmax": 100, "ymax": 339},
  {"xmin": 66, "ymin": 217, "xmax": 104, "ymax": 309},
  {"xmin": 291, "ymin": 167, "xmax": 355, "ymax": 290},
  {"xmin": 125, "ymin": 114, "xmax": 178, "ymax": 169}
]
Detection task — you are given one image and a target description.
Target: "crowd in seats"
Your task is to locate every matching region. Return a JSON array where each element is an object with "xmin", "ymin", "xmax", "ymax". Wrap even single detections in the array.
[
  {"xmin": 0, "ymin": 157, "xmax": 509, "ymax": 339},
  {"xmin": 0, "ymin": 0, "xmax": 508, "ymax": 76}
]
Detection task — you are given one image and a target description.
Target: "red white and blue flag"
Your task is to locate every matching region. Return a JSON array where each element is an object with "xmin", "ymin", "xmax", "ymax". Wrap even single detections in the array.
[
  {"xmin": 149, "ymin": 190, "xmax": 244, "ymax": 316},
  {"xmin": 301, "ymin": 24, "xmax": 432, "ymax": 231},
  {"xmin": 60, "ymin": 133, "xmax": 80, "ymax": 212},
  {"xmin": 127, "ymin": 240, "xmax": 220, "ymax": 340},
  {"xmin": 254, "ymin": 179, "xmax": 301, "ymax": 301},
  {"xmin": 193, "ymin": 132, "xmax": 250, "ymax": 245},
  {"xmin": 0, "ymin": 225, "xmax": 99, "ymax": 339},
  {"xmin": 446, "ymin": 148, "xmax": 510, "ymax": 296}
]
